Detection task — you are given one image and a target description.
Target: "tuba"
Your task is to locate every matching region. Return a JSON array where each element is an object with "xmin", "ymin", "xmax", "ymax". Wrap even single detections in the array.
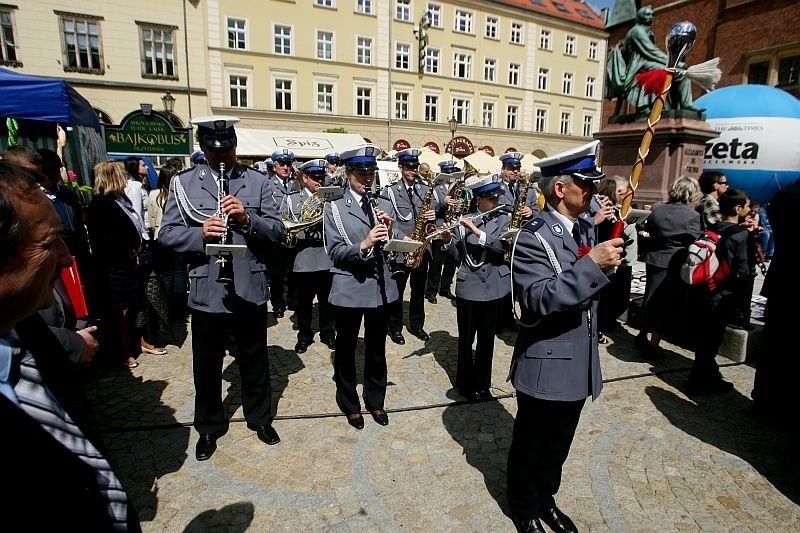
[{"xmin": 282, "ymin": 192, "xmax": 325, "ymax": 247}]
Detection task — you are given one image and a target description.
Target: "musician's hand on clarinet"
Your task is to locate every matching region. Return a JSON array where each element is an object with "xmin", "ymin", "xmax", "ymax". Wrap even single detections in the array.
[
  {"xmin": 587, "ymin": 238, "xmax": 624, "ymax": 269},
  {"xmin": 376, "ymin": 209, "xmax": 394, "ymax": 234},
  {"xmin": 221, "ymin": 195, "xmax": 248, "ymax": 224},
  {"xmin": 362, "ymin": 224, "xmax": 388, "ymax": 250},
  {"xmin": 202, "ymin": 216, "xmax": 228, "ymax": 241}
]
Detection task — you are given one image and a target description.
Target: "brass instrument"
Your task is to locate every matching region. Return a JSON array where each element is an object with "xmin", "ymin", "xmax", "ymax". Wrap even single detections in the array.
[
  {"xmin": 405, "ymin": 177, "xmax": 438, "ymax": 269},
  {"xmin": 503, "ymin": 175, "xmax": 534, "ymax": 261},
  {"xmin": 443, "ymin": 171, "xmax": 468, "ymax": 224},
  {"xmin": 282, "ymin": 192, "xmax": 325, "ymax": 247}
]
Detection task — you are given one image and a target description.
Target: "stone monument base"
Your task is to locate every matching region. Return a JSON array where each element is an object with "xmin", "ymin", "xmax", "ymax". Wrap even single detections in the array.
[{"xmin": 594, "ymin": 118, "xmax": 719, "ymax": 208}]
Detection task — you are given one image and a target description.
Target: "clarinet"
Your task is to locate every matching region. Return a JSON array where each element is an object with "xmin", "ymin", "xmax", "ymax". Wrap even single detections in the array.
[
  {"xmin": 215, "ymin": 162, "xmax": 234, "ymax": 284},
  {"xmin": 367, "ymin": 191, "xmax": 404, "ymax": 280}
]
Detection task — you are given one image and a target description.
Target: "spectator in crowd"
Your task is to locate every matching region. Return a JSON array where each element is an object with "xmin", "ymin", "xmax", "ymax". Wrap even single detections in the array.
[
  {"xmin": 697, "ymin": 171, "xmax": 728, "ymax": 231},
  {"xmin": 0, "ymin": 161, "xmax": 140, "ymax": 529},
  {"xmin": 123, "ymin": 156, "xmax": 151, "ymax": 234},
  {"xmin": 149, "ymin": 165, "xmax": 186, "ymax": 319},
  {"xmin": 751, "ymin": 202, "xmax": 774, "ymax": 260},
  {"xmin": 166, "ymin": 157, "xmax": 184, "ymax": 172},
  {"xmin": 636, "ymin": 176, "xmax": 702, "ymax": 359}
]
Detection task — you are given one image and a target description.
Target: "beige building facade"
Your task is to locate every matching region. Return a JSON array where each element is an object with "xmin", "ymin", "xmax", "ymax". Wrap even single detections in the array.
[{"xmin": 5, "ymin": 0, "xmax": 607, "ymax": 160}]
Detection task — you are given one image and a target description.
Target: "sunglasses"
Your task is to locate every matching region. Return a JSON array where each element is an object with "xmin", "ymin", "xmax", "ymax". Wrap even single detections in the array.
[
  {"xmin": 274, "ymin": 161, "xmax": 293, "ymax": 166},
  {"xmin": 717, "ymin": 180, "xmax": 728, "ymax": 185}
]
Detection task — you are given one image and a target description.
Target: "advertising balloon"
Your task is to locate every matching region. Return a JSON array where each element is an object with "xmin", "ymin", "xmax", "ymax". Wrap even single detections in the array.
[{"xmin": 696, "ymin": 85, "xmax": 800, "ymax": 204}]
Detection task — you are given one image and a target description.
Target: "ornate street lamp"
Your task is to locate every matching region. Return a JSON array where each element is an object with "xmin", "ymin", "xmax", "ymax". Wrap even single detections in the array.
[
  {"xmin": 161, "ymin": 90, "xmax": 176, "ymax": 114},
  {"xmin": 448, "ymin": 116, "xmax": 459, "ymax": 159}
]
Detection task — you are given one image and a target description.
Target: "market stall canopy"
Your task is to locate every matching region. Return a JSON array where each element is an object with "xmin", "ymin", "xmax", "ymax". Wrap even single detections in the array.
[
  {"xmin": 521, "ymin": 153, "xmax": 541, "ymax": 174},
  {"xmin": 235, "ymin": 129, "xmax": 367, "ymax": 159},
  {"xmin": 464, "ymin": 150, "xmax": 501, "ymax": 174},
  {"xmin": 0, "ymin": 67, "xmax": 101, "ymax": 131}
]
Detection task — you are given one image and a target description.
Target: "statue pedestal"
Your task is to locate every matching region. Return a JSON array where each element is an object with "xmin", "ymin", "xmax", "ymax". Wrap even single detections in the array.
[{"xmin": 594, "ymin": 118, "xmax": 719, "ymax": 207}]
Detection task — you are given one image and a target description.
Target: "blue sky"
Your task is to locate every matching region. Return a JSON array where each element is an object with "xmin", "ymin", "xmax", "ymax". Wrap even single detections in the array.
[{"xmin": 588, "ymin": 0, "xmax": 616, "ymax": 15}]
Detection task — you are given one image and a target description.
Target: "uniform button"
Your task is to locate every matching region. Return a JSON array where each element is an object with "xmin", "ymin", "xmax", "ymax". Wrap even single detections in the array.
[
  {"xmin": 590, "ymin": 281, "xmax": 598, "ymax": 288},
  {"xmin": 547, "ymin": 349, "xmax": 552, "ymax": 355}
]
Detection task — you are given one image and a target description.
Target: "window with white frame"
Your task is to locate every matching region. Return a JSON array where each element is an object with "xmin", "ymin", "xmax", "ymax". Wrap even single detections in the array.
[
  {"xmin": 508, "ymin": 63, "xmax": 520, "ymax": 86},
  {"xmin": 454, "ymin": 10, "xmax": 473, "ymax": 34},
  {"xmin": 396, "ymin": 43, "xmax": 410, "ymax": 70},
  {"xmin": 317, "ymin": 30, "xmax": 334, "ymax": 60},
  {"xmin": 59, "ymin": 13, "xmax": 103, "ymax": 71},
  {"xmin": 140, "ymin": 23, "xmax": 176, "ymax": 78},
  {"xmin": 484, "ymin": 58, "xmax": 496, "ymax": 83},
  {"xmin": 506, "ymin": 105, "xmax": 519, "ymax": 130},
  {"xmin": 510, "ymin": 22, "xmax": 523, "ymax": 44},
  {"xmin": 427, "ymin": 4, "xmax": 441, "ymax": 28},
  {"xmin": 395, "ymin": 91, "xmax": 409, "ymax": 119},
  {"xmin": 562, "ymin": 72, "xmax": 573, "ymax": 95},
  {"xmin": 583, "ymin": 115, "xmax": 593, "ymax": 137},
  {"xmin": 482, "ymin": 102, "xmax": 495, "ymax": 128},
  {"xmin": 565, "ymin": 35, "xmax": 576, "ymax": 56},
  {"xmin": 356, "ymin": 87, "xmax": 372, "ymax": 116},
  {"xmin": 537, "ymin": 67, "xmax": 549, "ymax": 91},
  {"xmin": 560, "ymin": 111, "xmax": 572, "ymax": 135},
  {"xmin": 315, "ymin": 0, "xmax": 334, "ymax": 6},
  {"xmin": 275, "ymin": 78, "xmax": 293, "ymax": 111},
  {"xmin": 357, "ymin": 36, "xmax": 372, "ymax": 65},
  {"xmin": 425, "ymin": 48, "xmax": 440, "ymax": 74},
  {"xmin": 227, "ymin": 18, "xmax": 246, "ymax": 49},
  {"xmin": 396, "ymin": 0, "xmax": 411, "ymax": 21},
  {"xmin": 585, "ymin": 76, "xmax": 595, "ymax": 98},
  {"xmin": 229, "ymin": 74, "xmax": 248, "ymax": 107},
  {"xmin": 274, "ymin": 24, "xmax": 291, "ymax": 55},
  {"xmin": 588, "ymin": 41, "xmax": 598, "ymax": 61},
  {"xmin": 485, "ymin": 16, "xmax": 498, "ymax": 39},
  {"xmin": 425, "ymin": 94, "xmax": 439, "ymax": 122},
  {"xmin": 453, "ymin": 52, "xmax": 472, "ymax": 79},
  {"xmin": 356, "ymin": 0, "xmax": 373, "ymax": 15},
  {"xmin": 452, "ymin": 98, "xmax": 471, "ymax": 125},
  {"xmin": 535, "ymin": 108, "xmax": 547, "ymax": 132},
  {"xmin": 0, "ymin": 8, "xmax": 19, "ymax": 64},
  {"xmin": 539, "ymin": 29, "xmax": 551, "ymax": 50},
  {"xmin": 317, "ymin": 82, "xmax": 334, "ymax": 113}
]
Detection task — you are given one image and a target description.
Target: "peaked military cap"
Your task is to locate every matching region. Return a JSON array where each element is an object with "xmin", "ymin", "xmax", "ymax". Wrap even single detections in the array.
[
  {"xmin": 499, "ymin": 152, "xmax": 524, "ymax": 168},
  {"xmin": 438, "ymin": 160, "xmax": 459, "ymax": 174},
  {"xmin": 396, "ymin": 148, "xmax": 422, "ymax": 167},
  {"xmin": 192, "ymin": 115, "xmax": 239, "ymax": 149},
  {"xmin": 537, "ymin": 140, "xmax": 605, "ymax": 181},
  {"xmin": 300, "ymin": 158, "xmax": 328, "ymax": 177},
  {"xmin": 465, "ymin": 173, "xmax": 502, "ymax": 198},
  {"xmin": 325, "ymin": 152, "xmax": 342, "ymax": 165},
  {"xmin": 341, "ymin": 144, "xmax": 382, "ymax": 171},
  {"xmin": 271, "ymin": 148, "xmax": 296, "ymax": 163}
]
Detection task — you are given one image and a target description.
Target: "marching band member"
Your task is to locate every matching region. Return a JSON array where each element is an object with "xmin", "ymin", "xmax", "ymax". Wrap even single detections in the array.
[
  {"xmin": 159, "ymin": 116, "xmax": 286, "ymax": 460},
  {"xmin": 323, "ymin": 144, "xmax": 403, "ymax": 429},
  {"xmin": 498, "ymin": 152, "xmax": 538, "ymax": 217},
  {"xmin": 281, "ymin": 159, "xmax": 336, "ymax": 354},
  {"xmin": 425, "ymin": 159, "xmax": 461, "ymax": 303},
  {"xmin": 267, "ymin": 148, "xmax": 297, "ymax": 318},
  {"xmin": 445, "ymin": 174, "xmax": 512, "ymax": 401},
  {"xmin": 382, "ymin": 148, "xmax": 441, "ymax": 344}
]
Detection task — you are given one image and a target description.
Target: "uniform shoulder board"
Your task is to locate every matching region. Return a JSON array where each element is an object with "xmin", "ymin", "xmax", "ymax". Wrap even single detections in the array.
[
  {"xmin": 175, "ymin": 166, "xmax": 194, "ymax": 177},
  {"xmin": 521, "ymin": 217, "xmax": 545, "ymax": 234}
]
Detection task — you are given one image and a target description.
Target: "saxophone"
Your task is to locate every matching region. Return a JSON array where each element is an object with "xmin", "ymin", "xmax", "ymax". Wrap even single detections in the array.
[
  {"xmin": 503, "ymin": 176, "xmax": 533, "ymax": 262},
  {"xmin": 404, "ymin": 177, "xmax": 437, "ymax": 269}
]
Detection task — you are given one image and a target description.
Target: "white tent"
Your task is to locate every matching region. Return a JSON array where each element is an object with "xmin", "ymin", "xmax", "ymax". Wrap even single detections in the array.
[
  {"xmin": 521, "ymin": 153, "xmax": 541, "ymax": 174},
  {"xmin": 464, "ymin": 150, "xmax": 501, "ymax": 174},
  {"xmin": 235, "ymin": 129, "xmax": 366, "ymax": 159}
]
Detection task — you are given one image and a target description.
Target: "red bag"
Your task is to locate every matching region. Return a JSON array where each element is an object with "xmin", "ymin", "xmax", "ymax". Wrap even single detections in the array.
[{"xmin": 60, "ymin": 256, "xmax": 89, "ymax": 319}]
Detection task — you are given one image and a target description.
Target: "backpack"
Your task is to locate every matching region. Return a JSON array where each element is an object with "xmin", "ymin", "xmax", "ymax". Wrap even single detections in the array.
[{"xmin": 679, "ymin": 230, "xmax": 731, "ymax": 292}]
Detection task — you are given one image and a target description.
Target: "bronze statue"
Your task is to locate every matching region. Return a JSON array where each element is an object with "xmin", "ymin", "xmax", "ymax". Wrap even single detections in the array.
[{"xmin": 606, "ymin": 6, "xmax": 702, "ymax": 119}]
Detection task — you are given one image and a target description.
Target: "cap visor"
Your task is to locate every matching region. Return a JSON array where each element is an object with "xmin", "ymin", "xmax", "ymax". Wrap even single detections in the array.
[
  {"xmin": 204, "ymin": 138, "xmax": 237, "ymax": 149},
  {"xmin": 572, "ymin": 169, "xmax": 605, "ymax": 181}
]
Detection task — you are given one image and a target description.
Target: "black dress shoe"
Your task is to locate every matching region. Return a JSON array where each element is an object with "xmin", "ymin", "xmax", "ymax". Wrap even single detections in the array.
[
  {"xmin": 511, "ymin": 515, "xmax": 547, "ymax": 533},
  {"xmin": 247, "ymin": 423, "xmax": 280, "ymax": 445},
  {"xmin": 457, "ymin": 387, "xmax": 480, "ymax": 401},
  {"xmin": 438, "ymin": 289, "xmax": 454, "ymax": 300},
  {"xmin": 321, "ymin": 336, "xmax": 336, "ymax": 350},
  {"xmin": 389, "ymin": 331, "xmax": 406, "ymax": 345},
  {"xmin": 195, "ymin": 428, "xmax": 227, "ymax": 461},
  {"xmin": 539, "ymin": 506, "xmax": 578, "ymax": 533},
  {"xmin": 409, "ymin": 327, "xmax": 430, "ymax": 342},
  {"xmin": 369, "ymin": 409, "xmax": 389, "ymax": 426},
  {"xmin": 476, "ymin": 389, "xmax": 494, "ymax": 400},
  {"xmin": 346, "ymin": 413, "xmax": 364, "ymax": 429},
  {"xmin": 426, "ymin": 295, "xmax": 437, "ymax": 304},
  {"xmin": 273, "ymin": 307, "xmax": 285, "ymax": 318},
  {"xmin": 294, "ymin": 340, "xmax": 309, "ymax": 354}
]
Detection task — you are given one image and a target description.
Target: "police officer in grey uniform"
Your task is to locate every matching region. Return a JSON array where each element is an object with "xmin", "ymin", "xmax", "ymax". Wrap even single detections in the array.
[
  {"xmin": 267, "ymin": 148, "xmax": 297, "ymax": 318},
  {"xmin": 505, "ymin": 141, "xmax": 623, "ymax": 533},
  {"xmin": 383, "ymin": 148, "xmax": 441, "ymax": 344},
  {"xmin": 445, "ymin": 174, "xmax": 511, "ymax": 401},
  {"xmin": 325, "ymin": 152, "xmax": 344, "ymax": 187},
  {"xmin": 159, "ymin": 116, "xmax": 286, "ymax": 461},
  {"xmin": 281, "ymin": 159, "xmax": 336, "ymax": 354},
  {"xmin": 426, "ymin": 159, "xmax": 462, "ymax": 302},
  {"xmin": 323, "ymin": 144, "xmax": 402, "ymax": 430},
  {"xmin": 498, "ymin": 152, "xmax": 539, "ymax": 216}
]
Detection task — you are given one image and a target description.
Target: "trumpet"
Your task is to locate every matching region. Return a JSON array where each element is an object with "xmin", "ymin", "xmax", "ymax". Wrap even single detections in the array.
[{"xmin": 426, "ymin": 204, "xmax": 509, "ymax": 240}]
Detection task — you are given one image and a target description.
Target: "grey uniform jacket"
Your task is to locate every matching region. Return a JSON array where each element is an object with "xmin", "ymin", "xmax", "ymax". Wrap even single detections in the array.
[
  {"xmin": 509, "ymin": 209, "xmax": 609, "ymax": 402},
  {"xmin": 270, "ymin": 175, "xmax": 297, "ymax": 209},
  {"xmin": 281, "ymin": 189, "xmax": 333, "ymax": 272},
  {"xmin": 324, "ymin": 189, "xmax": 402, "ymax": 308},
  {"xmin": 447, "ymin": 209, "xmax": 512, "ymax": 302},
  {"xmin": 498, "ymin": 181, "xmax": 539, "ymax": 214},
  {"xmin": 159, "ymin": 163, "xmax": 286, "ymax": 314},
  {"xmin": 382, "ymin": 180, "xmax": 442, "ymax": 239}
]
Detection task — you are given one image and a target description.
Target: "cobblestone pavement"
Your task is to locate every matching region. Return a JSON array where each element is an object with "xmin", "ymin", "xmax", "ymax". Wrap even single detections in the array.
[{"xmin": 83, "ymin": 290, "xmax": 800, "ymax": 532}]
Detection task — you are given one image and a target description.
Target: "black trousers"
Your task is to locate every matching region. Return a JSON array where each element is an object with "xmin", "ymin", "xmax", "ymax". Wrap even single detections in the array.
[
  {"xmin": 191, "ymin": 308, "xmax": 272, "ymax": 434},
  {"xmin": 426, "ymin": 240, "xmax": 456, "ymax": 297},
  {"xmin": 267, "ymin": 245, "xmax": 296, "ymax": 311},
  {"xmin": 691, "ymin": 290, "xmax": 727, "ymax": 381},
  {"xmin": 507, "ymin": 392, "xmax": 585, "ymax": 519},
  {"xmin": 295, "ymin": 270, "xmax": 334, "ymax": 343},
  {"xmin": 389, "ymin": 252, "xmax": 430, "ymax": 333},
  {"xmin": 456, "ymin": 297, "xmax": 501, "ymax": 393},
  {"xmin": 333, "ymin": 305, "xmax": 390, "ymax": 414}
]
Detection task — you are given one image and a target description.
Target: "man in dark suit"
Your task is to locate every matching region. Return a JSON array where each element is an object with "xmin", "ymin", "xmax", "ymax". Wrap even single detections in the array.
[
  {"xmin": 159, "ymin": 116, "xmax": 286, "ymax": 460},
  {"xmin": 506, "ymin": 141, "xmax": 623, "ymax": 533},
  {"xmin": 0, "ymin": 161, "xmax": 140, "ymax": 530}
]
